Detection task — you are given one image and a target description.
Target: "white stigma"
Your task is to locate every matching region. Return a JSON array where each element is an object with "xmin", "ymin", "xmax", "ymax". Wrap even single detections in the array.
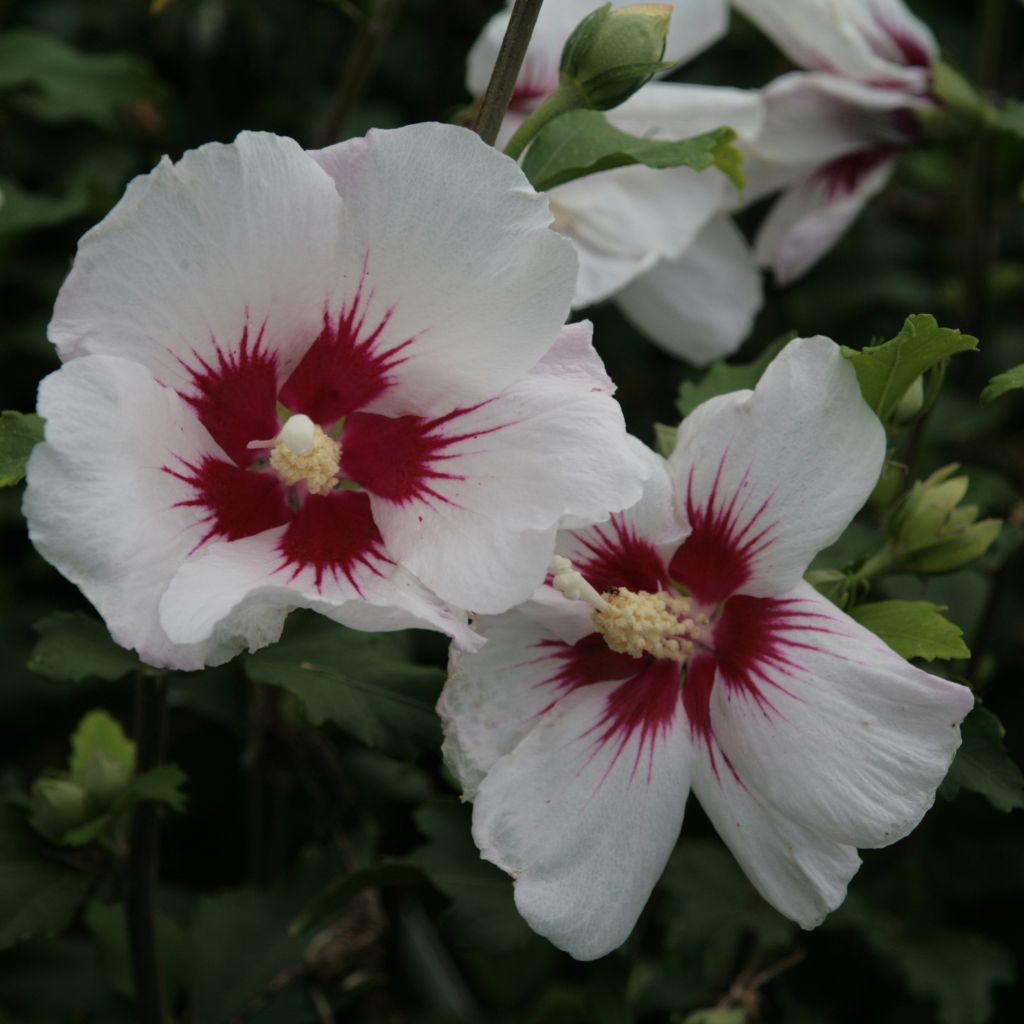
[
  {"xmin": 248, "ymin": 415, "xmax": 342, "ymax": 496},
  {"xmin": 279, "ymin": 413, "xmax": 317, "ymax": 456},
  {"xmin": 549, "ymin": 555, "xmax": 610, "ymax": 611}
]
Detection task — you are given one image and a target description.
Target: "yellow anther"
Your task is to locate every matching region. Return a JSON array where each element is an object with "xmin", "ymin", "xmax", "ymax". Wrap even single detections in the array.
[
  {"xmin": 593, "ymin": 589, "xmax": 703, "ymax": 663},
  {"xmin": 269, "ymin": 420, "xmax": 341, "ymax": 496}
]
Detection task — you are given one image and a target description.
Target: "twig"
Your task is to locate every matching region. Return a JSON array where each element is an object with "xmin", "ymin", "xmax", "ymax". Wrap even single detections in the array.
[
  {"xmin": 473, "ymin": 0, "xmax": 545, "ymax": 146},
  {"xmin": 126, "ymin": 673, "xmax": 170, "ymax": 1024},
  {"xmin": 318, "ymin": 0, "xmax": 405, "ymax": 147}
]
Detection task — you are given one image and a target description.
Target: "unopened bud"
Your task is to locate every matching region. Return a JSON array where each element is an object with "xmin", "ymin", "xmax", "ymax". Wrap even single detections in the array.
[
  {"xmin": 891, "ymin": 376, "xmax": 925, "ymax": 426},
  {"xmin": 560, "ymin": 3, "xmax": 672, "ymax": 111},
  {"xmin": 29, "ymin": 776, "xmax": 88, "ymax": 843},
  {"xmin": 77, "ymin": 749, "xmax": 132, "ymax": 810}
]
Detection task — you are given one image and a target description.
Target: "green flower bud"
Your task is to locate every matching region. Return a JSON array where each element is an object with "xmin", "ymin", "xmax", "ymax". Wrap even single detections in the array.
[
  {"xmin": 560, "ymin": 3, "xmax": 672, "ymax": 111},
  {"xmin": 890, "ymin": 464, "xmax": 1001, "ymax": 573},
  {"xmin": 29, "ymin": 776, "xmax": 89, "ymax": 844},
  {"xmin": 77, "ymin": 749, "xmax": 132, "ymax": 810},
  {"xmin": 891, "ymin": 376, "xmax": 925, "ymax": 426}
]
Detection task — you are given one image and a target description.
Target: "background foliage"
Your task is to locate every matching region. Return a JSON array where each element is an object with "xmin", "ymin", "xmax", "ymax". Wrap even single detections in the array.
[{"xmin": 1, "ymin": 1, "xmax": 1023, "ymax": 1021}]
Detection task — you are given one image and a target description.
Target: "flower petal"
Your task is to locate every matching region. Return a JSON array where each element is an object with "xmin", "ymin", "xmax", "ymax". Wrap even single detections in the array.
[
  {"xmin": 159, "ymin": 491, "xmax": 479, "ymax": 659},
  {"xmin": 703, "ymin": 582, "xmax": 974, "ymax": 848},
  {"xmin": 24, "ymin": 356, "xmax": 232, "ymax": 670},
  {"xmin": 668, "ymin": 336, "xmax": 885, "ymax": 603},
  {"xmin": 616, "ymin": 216, "xmax": 762, "ymax": 365},
  {"xmin": 344, "ymin": 322, "xmax": 648, "ymax": 613},
  {"xmin": 755, "ymin": 150, "xmax": 896, "ymax": 284},
  {"xmin": 310, "ymin": 123, "xmax": 577, "ymax": 417},
  {"xmin": 472, "ymin": 664, "xmax": 691, "ymax": 959},
  {"xmin": 691, "ymin": 739, "xmax": 861, "ymax": 928},
  {"xmin": 50, "ymin": 133, "xmax": 344, "ymax": 428},
  {"xmin": 609, "ymin": 82, "xmax": 764, "ymax": 144}
]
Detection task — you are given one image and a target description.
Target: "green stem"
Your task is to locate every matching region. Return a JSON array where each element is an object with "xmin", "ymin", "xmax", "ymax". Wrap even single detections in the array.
[
  {"xmin": 855, "ymin": 547, "xmax": 899, "ymax": 585},
  {"xmin": 473, "ymin": 0, "xmax": 546, "ymax": 147},
  {"xmin": 126, "ymin": 673, "xmax": 170, "ymax": 1024},
  {"xmin": 503, "ymin": 82, "xmax": 584, "ymax": 161}
]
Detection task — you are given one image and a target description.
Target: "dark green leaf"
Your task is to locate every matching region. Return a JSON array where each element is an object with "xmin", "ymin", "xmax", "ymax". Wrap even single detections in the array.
[
  {"xmin": 245, "ymin": 612, "xmax": 443, "ymax": 757},
  {"xmin": 678, "ymin": 337, "xmax": 790, "ymax": 417},
  {"xmin": 0, "ymin": 177, "xmax": 92, "ymax": 241},
  {"xmin": 0, "ymin": 30, "xmax": 164, "ymax": 128},
  {"xmin": 685, "ymin": 1011, "xmax": 747, "ymax": 1024},
  {"xmin": 29, "ymin": 611, "xmax": 141, "ymax": 683},
  {"xmin": 997, "ymin": 98, "xmax": 1024, "ymax": 139},
  {"xmin": 0, "ymin": 411, "xmax": 44, "ymax": 487},
  {"xmin": 980, "ymin": 362, "xmax": 1024, "ymax": 404},
  {"xmin": 130, "ymin": 763, "xmax": 188, "ymax": 813},
  {"xmin": 522, "ymin": 109, "xmax": 740, "ymax": 192},
  {"xmin": 841, "ymin": 315, "xmax": 978, "ymax": 422},
  {"xmin": 847, "ymin": 601, "xmax": 970, "ymax": 661},
  {"xmin": 941, "ymin": 707, "xmax": 1024, "ymax": 813}
]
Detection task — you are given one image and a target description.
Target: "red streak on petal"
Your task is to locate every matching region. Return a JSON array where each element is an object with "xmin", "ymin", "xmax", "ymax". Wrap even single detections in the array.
[
  {"xmin": 817, "ymin": 146, "xmax": 900, "ymax": 201},
  {"xmin": 279, "ymin": 268, "xmax": 414, "ymax": 424},
  {"xmin": 165, "ymin": 456, "xmax": 291, "ymax": 551},
  {"xmin": 178, "ymin": 322, "xmax": 280, "ymax": 467},
  {"xmin": 528, "ymin": 633, "xmax": 639, "ymax": 700},
  {"xmin": 276, "ymin": 490, "xmax": 388, "ymax": 592},
  {"xmin": 670, "ymin": 453, "xmax": 776, "ymax": 605},
  {"xmin": 340, "ymin": 403, "xmax": 508, "ymax": 508},
  {"xmin": 569, "ymin": 515, "xmax": 670, "ymax": 596}
]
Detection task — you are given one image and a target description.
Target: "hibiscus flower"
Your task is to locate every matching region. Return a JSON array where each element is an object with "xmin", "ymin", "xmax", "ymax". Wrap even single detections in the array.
[{"xmin": 439, "ymin": 337, "xmax": 973, "ymax": 959}]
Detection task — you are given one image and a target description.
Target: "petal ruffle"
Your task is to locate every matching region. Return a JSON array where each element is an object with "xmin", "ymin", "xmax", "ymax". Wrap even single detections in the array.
[
  {"xmin": 704, "ymin": 582, "xmax": 974, "ymax": 848},
  {"xmin": 616, "ymin": 216, "xmax": 762, "ymax": 365},
  {"xmin": 472, "ymin": 667, "xmax": 691, "ymax": 959},
  {"xmin": 668, "ymin": 337, "xmax": 885, "ymax": 603}
]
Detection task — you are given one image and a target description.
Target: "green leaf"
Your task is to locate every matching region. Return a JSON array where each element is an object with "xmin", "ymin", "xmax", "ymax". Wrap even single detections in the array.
[
  {"xmin": 0, "ymin": 177, "xmax": 92, "ymax": 242},
  {"xmin": 69, "ymin": 711, "xmax": 135, "ymax": 786},
  {"xmin": 0, "ymin": 805, "xmax": 94, "ymax": 951},
  {"xmin": 521, "ymin": 109, "xmax": 741, "ymax": 193},
  {"xmin": 847, "ymin": 601, "xmax": 970, "ymax": 661},
  {"xmin": 997, "ymin": 98, "xmax": 1024, "ymax": 140},
  {"xmin": 0, "ymin": 30, "xmax": 164, "ymax": 128},
  {"xmin": 29, "ymin": 611, "xmax": 141, "ymax": 683},
  {"xmin": 128, "ymin": 764, "xmax": 188, "ymax": 813},
  {"xmin": 0, "ymin": 411, "xmax": 44, "ymax": 487},
  {"xmin": 941, "ymin": 707, "xmax": 1024, "ymax": 813},
  {"xmin": 678, "ymin": 337, "xmax": 790, "ymax": 417},
  {"xmin": 685, "ymin": 1011, "xmax": 747, "ymax": 1024},
  {"xmin": 980, "ymin": 362, "xmax": 1024, "ymax": 404},
  {"xmin": 842, "ymin": 315, "xmax": 978, "ymax": 423},
  {"xmin": 244, "ymin": 612, "xmax": 443, "ymax": 757}
]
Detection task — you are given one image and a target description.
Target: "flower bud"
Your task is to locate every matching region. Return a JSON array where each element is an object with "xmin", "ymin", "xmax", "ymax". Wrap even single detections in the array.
[
  {"xmin": 890, "ymin": 464, "xmax": 1001, "ymax": 573},
  {"xmin": 77, "ymin": 749, "xmax": 132, "ymax": 810},
  {"xmin": 891, "ymin": 376, "xmax": 925, "ymax": 426},
  {"xmin": 29, "ymin": 776, "xmax": 89, "ymax": 843},
  {"xmin": 560, "ymin": 3, "xmax": 672, "ymax": 111}
]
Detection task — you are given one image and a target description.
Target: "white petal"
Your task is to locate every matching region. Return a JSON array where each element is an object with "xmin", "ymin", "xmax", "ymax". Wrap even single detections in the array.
[
  {"xmin": 23, "ymin": 356, "xmax": 229, "ymax": 670},
  {"xmin": 692, "ymin": 740, "xmax": 861, "ymax": 928},
  {"xmin": 609, "ymin": 82, "xmax": 764, "ymax": 144},
  {"xmin": 311, "ymin": 122, "xmax": 577, "ymax": 417},
  {"xmin": 159, "ymin": 522, "xmax": 478, "ymax": 662},
  {"xmin": 353, "ymin": 322, "xmax": 648, "ymax": 613},
  {"xmin": 667, "ymin": 337, "xmax": 885, "ymax": 602},
  {"xmin": 755, "ymin": 152, "xmax": 895, "ymax": 284},
  {"xmin": 50, "ymin": 132, "xmax": 344, "ymax": 391},
  {"xmin": 616, "ymin": 216, "xmax": 762, "ymax": 365},
  {"xmin": 473, "ymin": 670, "xmax": 692, "ymax": 959},
  {"xmin": 706, "ymin": 582, "xmax": 974, "ymax": 848}
]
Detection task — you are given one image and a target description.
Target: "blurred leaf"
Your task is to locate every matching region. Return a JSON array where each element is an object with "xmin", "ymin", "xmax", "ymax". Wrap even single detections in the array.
[
  {"xmin": 29, "ymin": 611, "xmax": 141, "ymax": 683},
  {"xmin": 997, "ymin": 99, "xmax": 1024, "ymax": 139},
  {"xmin": 980, "ymin": 362, "xmax": 1024, "ymax": 404},
  {"xmin": 678, "ymin": 338, "xmax": 789, "ymax": 417},
  {"xmin": 941, "ymin": 707, "xmax": 1024, "ymax": 813},
  {"xmin": 69, "ymin": 711, "xmax": 134, "ymax": 785},
  {"xmin": 522, "ymin": 110, "xmax": 741, "ymax": 192},
  {"xmin": 0, "ymin": 29, "xmax": 164, "ymax": 128},
  {"xmin": 0, "ymin": 805, "xmax": 93, "ymax": 951},
  {"xmin": 343, "ymin": 748, "xmax": 434, "ymax": 804},
  {"xmin": 685, "ymin": 1011, "xmax": 746, "ymax": 1024},
  {"xmin": 245, "ymin": 613, "xmax": 443, "ymax": 757},
  {"xmin": 842, "ymin": 315, "xmax": 978, "ymax": 422},
  {"xmin": 0, "ymin": 177, "xmax": 91, "ymax": 241},
  {"xmin": 130, "ymin": 763, "xmax": 187, "ymax": 813},
  {"xmin": 847, "ymin": 601, "xmax": 970, "ymax": 661},
  {"xmin": 653, "ymin": 422, "xmax": 678, "ymax": 458},
  {"xmin": 0, "ymin": 411, "xmax": 43, "ymax": 486}
]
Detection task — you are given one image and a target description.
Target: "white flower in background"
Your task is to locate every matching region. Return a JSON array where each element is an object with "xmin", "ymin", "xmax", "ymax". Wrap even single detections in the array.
[
  {"xmin": 468, "ymin": 0, "xmax": 765, "ymax": 365},
  {"xmin": 24, "ymin": 125, "xmax": 647, "ymax": 670},
  {"xmin": 735, "ymin": 0, "xmax": 939, "ymax": 283},
  {"xmin": 440, "ymin": 337, "xmax": 973, "ymax": 960}
]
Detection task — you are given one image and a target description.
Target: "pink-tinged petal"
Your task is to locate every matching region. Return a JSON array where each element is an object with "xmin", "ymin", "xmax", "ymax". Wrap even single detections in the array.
[
  {"xmin": 732, "ymin": 0, "xmax": 934, "ymax": 88},
  {"xmin": 558, "ymin": 165, "xmax": 724, "ymax": 308},
  {"xmin": 24, "ymin": 356, "xmax": 234, "ymax": 670},
  {"xmin": 704, "ymin": 582, "xmax": 974, "ymax": 848},
  {"xmin": 347, "ymin": 323, "xmax": 647, "ymax": 613},
  {"xmin": 755, "ymin": 150, "xmax": 896, "ymax": 284},
  {"xmin": 616, "ymin": 217, "xmax": 762, "ymax": 366},
  {"xmin": 609, "ymin": 82, "xmax": 764, "ymax": 144},
  {"xmin": 310, "ymin": 123, "xmax": 576, "ymax": 418},
  {"xmin": 159, "ymin": 494, "xmax": 479, "ymax": 660},
  {"xmin": 440, "ymin": 610, "xmax": 635, "ymax": 798},
  {"xmin": 471, "ymin": 665, "xmax": 691, "ymax": 960},
  {"xmin": 668, "ymin": 337, "xmax": 885, "ymax": 601},
  {"xmin": 691, "ymin": 743, "xmax": 861, "ymax": 928},
  {"xmin": 50, "ymin": 133, "xmax": 344, "ymax": 395}
]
